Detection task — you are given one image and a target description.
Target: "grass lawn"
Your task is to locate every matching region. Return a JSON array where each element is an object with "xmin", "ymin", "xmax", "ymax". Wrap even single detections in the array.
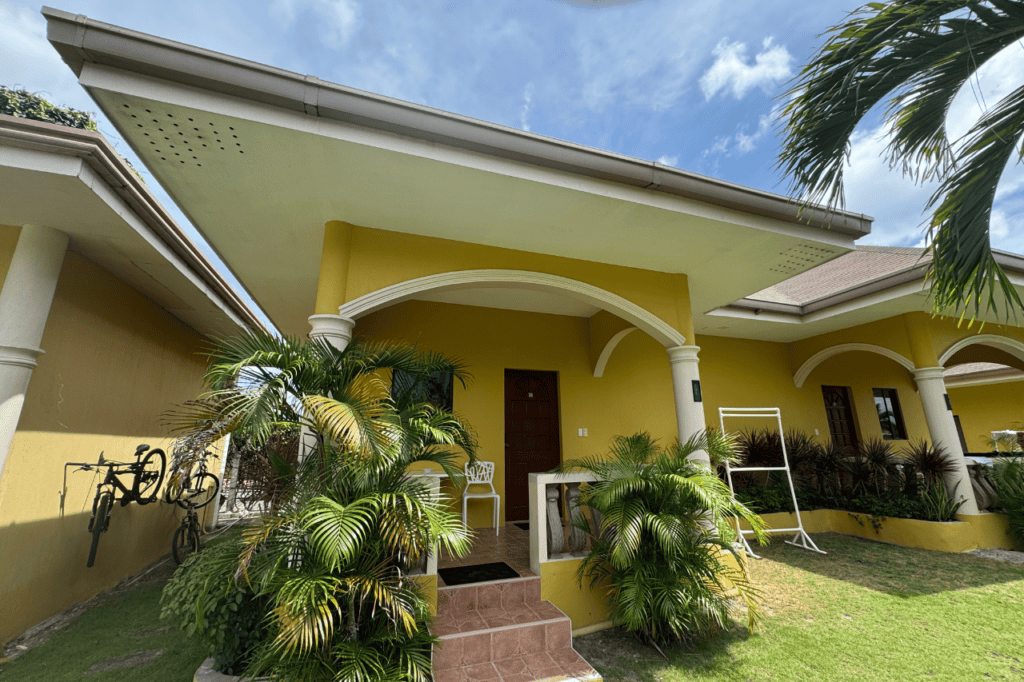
[
  {"xmin": 0, "ymin": 544, "xmax": 218, "ymax": 682},
  {"xmin": 575, "ymin": 533, "xmax": 1024, "ymax": 682}
]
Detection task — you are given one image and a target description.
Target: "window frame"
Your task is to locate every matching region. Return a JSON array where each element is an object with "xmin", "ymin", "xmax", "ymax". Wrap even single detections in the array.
[{"xmin": 872, "ymin": 387, "xmax": 907, "ymax": 441}]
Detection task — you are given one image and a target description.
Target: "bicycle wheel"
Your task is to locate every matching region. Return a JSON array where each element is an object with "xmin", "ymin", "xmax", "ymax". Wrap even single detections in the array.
[
  {"xmin": 133, "ymin": 448, "xmax": 166, "ymax": 504},
  {"xmin": 171, "ymin": 523, "xmax": 201, "ymax": 565},
  {"xmin": 87, "ymin": 492, "xmax": 112, "ymax": 568},
  {"xmin": 175, "ymin": 472, "xmax": 220, "ymax": 509}
]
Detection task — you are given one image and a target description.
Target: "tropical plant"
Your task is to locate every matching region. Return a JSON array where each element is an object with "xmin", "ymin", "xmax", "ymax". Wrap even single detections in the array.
[
  {"xmin": 558, "ymin": 431, "xmax": 767, "ymax": 646},
  {"xmin": 900, "ymin": 440, "xmax": 958, "ymax": 497},
  {"xmin": 984, "ymin": 431, "xmax": 1024, "ymax": 453},
  {"xmin": 165, "ymin": 331, "xmax": 478, "ymax": 681},
  {"xmin": 990, "ymin": 457, "xmax": 1024, "ymax": 545},
  {"xmin": 920, "ymin": 478, "xmax": 967, "ymax": 521},
  {"xmin": 778, "ymin": 0, "xmax": 1024, "ymax": 319}
]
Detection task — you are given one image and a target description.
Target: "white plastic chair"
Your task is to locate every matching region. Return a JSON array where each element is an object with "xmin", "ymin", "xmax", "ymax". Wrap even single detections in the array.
[{"xmin": 462, "ymin": 461, "xmax": 500, "ymax": 536}]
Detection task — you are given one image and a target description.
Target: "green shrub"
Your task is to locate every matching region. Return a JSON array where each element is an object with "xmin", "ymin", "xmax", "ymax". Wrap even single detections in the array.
[
  {"xmin": 991, "ymin": 458, "xmax": 1024, "ymax": 546},
  {"xmin": 920, "ymin": 479, "xmax": 966, "ymax": 522},
  {"xmin": 160, "ymin": 535, "xmax": 269, "ymax": 674},
  {"xmin": 1, "ymin": 86, "xmax": 97, "ymax": 130},
  {"xmin": 562, "ymin": 431, "xmax": 767, "ymax": 646},
  {"xmin": 735, "ymin": 480, "xmax": 794, "ymax": 514}
]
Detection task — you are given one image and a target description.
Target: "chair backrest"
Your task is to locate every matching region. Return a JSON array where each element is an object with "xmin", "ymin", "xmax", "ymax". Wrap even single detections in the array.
[{"xmin": 465, "ymin": 461, "xmax": 496, "ymax": 490}]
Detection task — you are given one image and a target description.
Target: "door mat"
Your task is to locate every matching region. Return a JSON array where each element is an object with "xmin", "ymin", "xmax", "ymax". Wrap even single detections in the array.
[
  {"xmin": 438, "ymin": 561, "xmax": 520, "ymax": 586},
  {"xmin": 513, "ymin": 522, "xmax": 529, "ymax": 532}
]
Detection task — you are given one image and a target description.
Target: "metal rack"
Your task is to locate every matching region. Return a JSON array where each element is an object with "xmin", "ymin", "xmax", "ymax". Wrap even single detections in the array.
[{"xmin": 719, "ymin": 407, "xmax": 825, "ymax": 559}]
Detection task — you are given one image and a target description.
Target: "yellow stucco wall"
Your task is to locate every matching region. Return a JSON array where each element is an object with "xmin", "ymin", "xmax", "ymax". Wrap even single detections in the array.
[
  {"xmin": 0, "ymin": 252, "xmax": 211, "ymax": 645},
  {"xmin": 0, "ymin": 224, "xmax": 22, "ymax": 290},
  {"xmin": 339, "ymin": 226, "xmax": 694, "ymax": 340},
  {"xmin": 948, "ymin": 380, "xmax": 1024, "ymax": 452}
]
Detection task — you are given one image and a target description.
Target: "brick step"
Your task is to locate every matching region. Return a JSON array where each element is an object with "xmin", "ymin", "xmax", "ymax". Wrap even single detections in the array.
[
  {"xmin": 437, "ymin": 576, "xmax": 542, "ymax": 621},
  {"xmin": 434, "ymin": 648, "xmax": 600, "ymax": 682}
]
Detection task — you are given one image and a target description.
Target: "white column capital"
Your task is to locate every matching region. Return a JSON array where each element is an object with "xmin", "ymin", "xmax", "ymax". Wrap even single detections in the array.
[
  {"xmin": 308, "ymin": 314, "xmax": 356, "ymax": 352},
  {"xmin": 666, "ymin": 345, "xmax": 700, "ymax": 365},
  {"xmin": 0, "ymin": 345, "xmax": 44, "ymax": 370},
  {"xmin": 912, "ymin": 366, "xmax": 946, "ymax": 382}
]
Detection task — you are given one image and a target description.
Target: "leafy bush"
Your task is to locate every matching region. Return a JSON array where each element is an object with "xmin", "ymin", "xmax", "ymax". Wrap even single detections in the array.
[
  {"xmin": 1, "ymin": 86, "xmax": 97, "ymax": 130},
  {"xmin": 920, "ymin": 479, "xmax": 966, "ymax": 522},
  {"xmin": 562, "ymin": 431, "xmax": 767, "ymax": 646},
  {"xmin": 990, "ymin": 458, "xmax": 1024, "ymax": 546},
  {"xmin": 735, "ymin": 480, "xmax": 794, "ymax": 514},
  {"xmin": 160, "ymin": 535, "xmax": 269, "ymax": 674}
]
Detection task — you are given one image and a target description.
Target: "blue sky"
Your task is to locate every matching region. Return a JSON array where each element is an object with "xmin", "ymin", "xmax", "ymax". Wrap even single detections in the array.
[{"xmin": 3, "ymin": 0, "xmax": 1023, "ymax": 327}]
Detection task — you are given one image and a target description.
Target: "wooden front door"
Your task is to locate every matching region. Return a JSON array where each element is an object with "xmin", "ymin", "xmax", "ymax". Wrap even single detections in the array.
[
  {"xmin": 504, "ymin": 369, "xmax": 562, "ymax": 522},
  {"xmin": 821, "ymin": 385, "xmax": 859, "ymax": 452}
]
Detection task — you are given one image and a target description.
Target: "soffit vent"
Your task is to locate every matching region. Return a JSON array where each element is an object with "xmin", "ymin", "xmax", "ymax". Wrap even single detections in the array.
[
  {"xmin": 116, "ymin": 102, "xmax": 244, "ymax": 168},
  {"xmin": 768, "ymin": 244, "xmax": 841, "ymax": 275}
]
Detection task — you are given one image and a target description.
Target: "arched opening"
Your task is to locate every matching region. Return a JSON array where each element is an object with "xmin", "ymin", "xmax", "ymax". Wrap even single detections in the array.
[{"xmin": 793, "ymin": 343, "xmax": 916, "ymax": 388}]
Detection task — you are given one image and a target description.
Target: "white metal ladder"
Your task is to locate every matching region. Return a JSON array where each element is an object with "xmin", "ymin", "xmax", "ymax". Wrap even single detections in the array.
[{"xmin": 718, "ymin": 407, "xmax": 826, "ymax": 559}]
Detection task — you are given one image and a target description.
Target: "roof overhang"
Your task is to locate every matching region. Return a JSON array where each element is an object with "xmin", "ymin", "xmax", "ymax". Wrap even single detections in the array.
[
  {"xmin": 42, "ymin": 8, "xmax": 872, "ymax": 338},
  {"xmin": 0, "ymin": 115, "xmax": 262, "ymax": 337},
  {"xmin": 706, "ymin": 250, "xmax": 1024, "ymax": 342}
]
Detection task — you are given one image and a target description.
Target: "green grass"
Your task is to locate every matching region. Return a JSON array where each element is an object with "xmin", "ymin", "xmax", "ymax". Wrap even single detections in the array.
[
  {"xmin": 575, "ymin": 534, "xmax": 1024, "ymax": 682},
  {"xmin": 0, "ymin": 536, "xmax": 228, "ymax": 682}
]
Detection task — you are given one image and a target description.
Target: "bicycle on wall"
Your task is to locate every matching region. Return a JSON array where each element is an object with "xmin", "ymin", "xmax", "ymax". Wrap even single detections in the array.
[
  {"xmin": 163, "ymin": 450, "xmax": 221, "ymax": 564},
  {"xmin": 64, "ymin": 444, "xmax": 166, "ymax": 568}
]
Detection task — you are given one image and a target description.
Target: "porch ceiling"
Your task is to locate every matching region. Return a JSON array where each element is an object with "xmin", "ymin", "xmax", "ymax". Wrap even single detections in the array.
[{"xmin": 71, "ymin": 79, "xmax": 856, "ymax": 338}]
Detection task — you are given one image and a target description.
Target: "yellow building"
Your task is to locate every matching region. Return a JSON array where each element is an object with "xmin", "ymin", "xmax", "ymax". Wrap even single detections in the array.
[
  {"xmin": 11, "ymin": 8, "xmax": 1022, "ymax": 675},
  {"xmin": 0, "ymin": 115, "xmax": 261, "ymax": 645}
]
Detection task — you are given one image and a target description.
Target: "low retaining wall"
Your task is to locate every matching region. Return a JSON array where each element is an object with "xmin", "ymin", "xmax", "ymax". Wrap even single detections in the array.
[{"xmin": 741, "ymin": 509, "xmax": 1021, "ymax": 553}]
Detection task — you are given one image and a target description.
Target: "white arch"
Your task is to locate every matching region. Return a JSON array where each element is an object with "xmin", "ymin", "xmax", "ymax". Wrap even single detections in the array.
[
  {"xmin": 337, "ymin": 270, "xmax": 687, "ymax": 348},
  {"xmin": 593, "ymin": 327, "xmax": 638, "ymax": 378},
  {"xmin": 793, "ymin": 343, "xmax": 916, "ymax": 388},
  {"xmin": 938, "ymin": 334, "xmax": 1024, "ymax": 367}
]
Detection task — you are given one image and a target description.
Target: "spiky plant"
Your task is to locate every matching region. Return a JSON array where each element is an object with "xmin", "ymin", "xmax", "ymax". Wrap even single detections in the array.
[
  {"xmin": 990, "ymin": 457, "xmax": 1024, "ymax": 545},
  {"xmin": 859, "ymin": 438, "xmax": 899, "ymax": 494},
  {"xmin": 778, "ymin": 0, "xmax": 1024, "ymax": 320},
  {"xmin": 165, "ymin": 330, "xmax": 478, "ymax": 681},
  {"xmin": 559, "ymin": 432, "xmax": 767, "ymax": 646},
  {"xmin": 901, "ymin": 440, "xmax": 958, "ymax": 497}
]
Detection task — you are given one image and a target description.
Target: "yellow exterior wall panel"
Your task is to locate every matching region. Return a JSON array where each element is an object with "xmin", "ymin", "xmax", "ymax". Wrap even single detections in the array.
[
  {"xmin": 947, "ymin": 380, "xmax": 1024, "ymax": 451},
  {"xmin": 0, "ymin": 224, "xmax": 22, "ymax": 292},
  {"xmin": 0, "ymin": 252, "xmax": 209, "ymax": 645}
]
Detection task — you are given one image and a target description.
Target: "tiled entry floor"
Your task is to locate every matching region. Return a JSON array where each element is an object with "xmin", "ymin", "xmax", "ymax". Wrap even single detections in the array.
[{"xmin": 437, "ymin": 522, "xmax": 535, "ymax": 587}]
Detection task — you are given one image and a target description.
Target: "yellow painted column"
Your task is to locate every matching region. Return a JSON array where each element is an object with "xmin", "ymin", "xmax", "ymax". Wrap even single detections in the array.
[
  {"xmin": 313, "ymin": 220, "xmax": 354, "ymax": 314},
  {"xmin": 309, "ymin": 221, "xmax": 357, "ymax": 352},
  {"xmin": 903, "ymin": 312, "xmax": 978, "ymax": 514}
]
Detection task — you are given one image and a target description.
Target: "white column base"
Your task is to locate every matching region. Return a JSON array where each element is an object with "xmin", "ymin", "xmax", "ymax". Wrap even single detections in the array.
[{"xmin": 912, "ymin": 367, "xmax": 978, "ymax": 514}]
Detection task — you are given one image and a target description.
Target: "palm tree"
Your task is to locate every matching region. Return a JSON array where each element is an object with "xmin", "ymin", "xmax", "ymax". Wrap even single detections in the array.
[
  {"xmin": 168, "ymin": 331, "xmax": 478, "ymax": 681},
  {"xmin": 558, "ymin": 431, "xmax": 767, "ymax": 646},
  {"xmin": 778, "ymin": 0, "xmax": 1024, "ymax": 319}
]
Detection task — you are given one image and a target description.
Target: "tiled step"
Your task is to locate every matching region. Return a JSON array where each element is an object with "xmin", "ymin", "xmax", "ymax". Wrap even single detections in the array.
[{"xmin": 432, "ymin": 576, "xmax": 600, "ymax": 682}]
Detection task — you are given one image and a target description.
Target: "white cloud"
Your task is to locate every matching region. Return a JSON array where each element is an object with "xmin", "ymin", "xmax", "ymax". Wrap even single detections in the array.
[
  {"xmin": 519, "ymin": 82, "xmax": 535, "ymax": 132},
  {"xmin": 269, "ymin": 0, "xmax": 360, "ymax": 48},
  {"xmin": 656, "ymin": 155, "xmax": 679, "ymax": 167},
  {"xmin": 699, "ymin": 37, "xmax": 793, "ymax": 101},
  {"xmin": 700, "ymin": 114, "xmax": 773, "ymax": 161}
]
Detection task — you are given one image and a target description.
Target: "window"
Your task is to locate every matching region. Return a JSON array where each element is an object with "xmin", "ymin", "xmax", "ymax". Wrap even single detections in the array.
[
  {"xmin": 392, "ymin": 369, "xmax": 454, "ymax": 412},
  {"xmin": 872, "ymin": 388, "xmax": 907, "ymax": 440}
]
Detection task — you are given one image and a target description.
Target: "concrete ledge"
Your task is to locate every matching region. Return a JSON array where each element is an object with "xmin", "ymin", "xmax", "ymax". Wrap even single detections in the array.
[{"xmin": 742, "ymin": 509, "xmax": 1022, "ymax": 553}]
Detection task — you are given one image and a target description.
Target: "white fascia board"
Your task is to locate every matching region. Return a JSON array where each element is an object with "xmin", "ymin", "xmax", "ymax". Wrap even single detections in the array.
[
  {"xmin": 76, "ymin": 162, "xmax": 249, "ymax": 331},
  {"xmin": 946, "ymin": 371, "xmax": 1024, "ymax": 388},
  {"xmin": 0, "ymin": 145, "xmax": 83, "ymax": 177},
  {"xmin": 78, "ymin": 64, "xmax": 859, "ymax": 251}
]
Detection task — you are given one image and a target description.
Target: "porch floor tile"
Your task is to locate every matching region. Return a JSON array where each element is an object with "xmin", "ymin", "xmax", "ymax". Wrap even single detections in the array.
[{"xmin": 438, "ymin": 523, "xmax": 534, "ymax": 587}]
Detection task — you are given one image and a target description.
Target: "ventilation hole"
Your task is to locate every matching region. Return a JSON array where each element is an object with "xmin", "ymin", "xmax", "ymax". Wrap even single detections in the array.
[
  {"xmin": 220, "ymin": 147, "xmax": 225, "ymax": 150},
  {"xmin": 130, "ymin": 114, "xmax": 137, "ymax": 118},
  {"xmin": 158, "ymin": 128, "xmax": 164, "ymax": 132},
  {"xmin": 178, "ymin": 132, "xmax": 183, "ymax": 136},
  {"xmin": 216, "ymin": 139, "xmax": 221, "ymax": 143},
  {"xmin": 236, "ymin": 143, "xmax": 240, "ymax": 146},
  {"xmin": 175, "ymin": 152, "xmax": 180, "ymax": 156},
  {"xmin": 188, "ymin": 148, "xmax": 193, "ymax": 152},
  {"xmin": 232, "ymin": 135, "xmax": 237, "ymax": 138},
  {"xmin": 193, "ymin": 127, "xmax": 199, "ymax": 131},
  {"xmin": 145, "ymin": 109, "xmax": 151, "ymax": 113},
  {"xmin": 202, "ymin": 144, "xmax": 207, "ymax": 147},
  {"xmin": 180, "ymin": 160, "xmax": 185, "ymax": 163},
  {"xmin": 160, "ymin": 157, "xmax": 166, "ymax": 160},
  {"xmin": 152, "ymin": 119, "xmax": 158, "ymax": 123},
  {"xmin": 164, "ymin": 137, "xmax": 169, "ymax": 140},
  {"xmin": 167, "ymin": 113, "xmax": 173, "ymax": 117},
  {"xmin": 137, "ymin": 124, "xmax": 142, "ymax": 128},
  {"xmin": 169, "ymin": 145, "xmax": 175, "ymax": 148},
  {"xmin": 239, "ymin": 150, "xmax": 244, "ymax": 154},
  {"xmin": 198, "ymin": 135, "xmax": 203, "ymax": 139},
  {"xmin": 143, "ymin": 133, "xmax": 149, "ymax": 136},
  {"xmin": 209, "ymin": 122, "xmax": 214, "ymax": 126},
  {"xmin": 229, "ymin": 126, "xmax": 234, "ymax": 130},
  {"xmin": 149, "ymin": 141, "xmax": 154, "ymax": 144},
  {"xmin": 192, "ymin": 156, "xmax": 197, "ymax": 159},
  {"xmin": 196, "ymin": 164, "xmax": 201, "ymax": 167},
  {"xmin": 188, "ymin": 117, "xmax": 193, "ymax": 122}
]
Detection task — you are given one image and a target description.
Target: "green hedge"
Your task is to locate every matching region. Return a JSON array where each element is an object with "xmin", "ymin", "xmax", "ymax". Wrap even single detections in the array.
[{"xmin": 1, "ymin": 86, "xmax": 97, "ymax": 130}]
